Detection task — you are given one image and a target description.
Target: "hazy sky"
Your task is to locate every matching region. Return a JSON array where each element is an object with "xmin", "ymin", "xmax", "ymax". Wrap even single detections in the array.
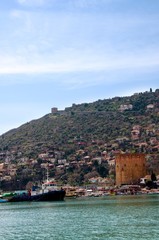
[{"xmin": 0, "ymin": 0, "xmax": 159, "ymax": 134}]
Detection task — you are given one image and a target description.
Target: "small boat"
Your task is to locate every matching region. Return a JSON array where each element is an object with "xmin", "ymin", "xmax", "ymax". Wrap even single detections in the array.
[
  {"xmin": 1, "ymin": 192, "xmax": 16, "ymax": 202},
  {"xmin": 65, "ymin": 187, "xmax": 77, "ymax": 199},
  {"xmin": 110, "ymin": 192, "xmax": 115, "ymax": 196},
  {"xmin": 7, "ymin": 179, "xmax": 65, "ymax": 202},
  {"xmin": 65, "ymin": 193, "xmax": 77, "ymax": 199},
  {"xmin": 0, "ymin": 198, "xmax": 7, "ymax": 203}
]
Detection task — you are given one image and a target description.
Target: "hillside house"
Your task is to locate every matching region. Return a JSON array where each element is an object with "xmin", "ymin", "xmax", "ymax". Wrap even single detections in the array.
[
  {"xmin": 89, "ymin": 177, "xmax": 103, "ymax": 184},
  {"xmin": 119, "ymin": 104, "xmax": 133, "ymax": 111},
  {"xmin": 116, "ymin": 137, "xmax": 129, "ymax": 144},
  {"xmin": 49, "ymin": 158, "xmax": 56, "ymax": 164},
  {"xmin": 17, "ymin": 152, "xmax": 22, "ymax": 157},
  {"xmin": 152, "ymin": 145, "xmax": 159, "ymax": 152},
  {"xmin": 134, "ymin": 142, "xmax": 148, "ymax": 148},
  {"xmin": 84, "ymin": 156, "xmax": 91, "ymax": 162},
  {"xmin": 0, "ymin": 163, "xmax": 5, "ymax": 170},
  {"xmin": 2, "ymin": 176, "xmax": 12, "ymax": 181},
  {"xmin": 40, "ymin": 163, "xmax": 48, "ymax": 168},
  {"xmin": 70, "ymin": 161, "xmax": 78, "ymax": 166},
  {"xmin": 20, "ymin": 157, "xmax": 29, "ymax": 163},
  {"xmin": 58, "ymin": 159, "xmax": 67, "ymax": 165},
  {"xmin": 108, "ymin": 159, "xmax": 115, "ymax": 167},
  {"xmin": 111, "ymin": 150, "xmax": 122, "ymax": 156},
  {"xmin": 38, "ymin": 153, "xmax": 49, "ymax": 160},
  {"xmin": 133, "ymin": 125, "xmax": 141, "ymax": 131},
  {"xmin": 9, "ymin": 168, "xmax": 17, "ymax": 176},
  {"xmin": 112, "ymin": 143, "xmax": 119, "ymax": 149},
  {"xmin": 87, "ymin": 161, "xmax": 93, "ymax": 166},
  {"xmin": 56, "ymin": 165, "xmax": 65, "ymax": 172},
  {"xmin": 54, "ymin": 151, "xmax": 64, "ymax": 160},
  {"xmin": 0, "ymin": 169, "xmax": 8, "ymax": 176},
  {"xmin": 78, "ymin": 160, "xmax": 85, "ymax": 166},
  {"xmin": 146, "ymin": 128, "xmax": 155, "ymax": 135},
  {"xmin": 147, "ymin": 104, "xmax": 154, "ymax": 110},
  {"xmin": 101, "ymin": 151, "xmax": 107, "ymax": 159},
  {"xmin": 0, "ymin": 152, "xmax": 6, "ymax": 158},
  {"xmin": 105, "ymin": 157, "xmax": 111, "ymax": 162},
  {"xmin": 5, "ymin": 155, "xmax": 15, "ymax": 163},
  {"xmin": 76, "ymin": 149, "xmax": 85, "ymax": 155},
  {"xmin": 29, "ymin": 159, "xmax": 38, "ymax": 165},
  {"xmin": 150, "ymin": 137, "xmax": 158, "ymax": 145},
  {"xmin": 131, "ymin": 129, "xmax": 140, "ymax": 140}
]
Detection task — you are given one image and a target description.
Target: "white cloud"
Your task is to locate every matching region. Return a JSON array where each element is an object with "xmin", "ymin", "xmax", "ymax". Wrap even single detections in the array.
[
  {"xmin": 3, "ymin": 0, "xmax": 159, "ymax": 88},
  {"xmin": 0, "ymin": 48, "xmax": 159, "ymax": 76}
]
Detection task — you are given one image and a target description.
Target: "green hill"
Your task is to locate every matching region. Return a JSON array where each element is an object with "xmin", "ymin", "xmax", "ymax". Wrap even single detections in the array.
[
  {"xmin": 0, "ymin": 89, "xmax": 159, "ymax": 190},
  {"xmin": 1, "ymin": 89, "xmax": 159, "ymax": 151}
]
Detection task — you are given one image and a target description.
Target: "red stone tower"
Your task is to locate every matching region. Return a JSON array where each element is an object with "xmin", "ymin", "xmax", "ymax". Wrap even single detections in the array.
[{"xmin": 115, "ymin": 153, "xmax": 146, "ymax": 186}]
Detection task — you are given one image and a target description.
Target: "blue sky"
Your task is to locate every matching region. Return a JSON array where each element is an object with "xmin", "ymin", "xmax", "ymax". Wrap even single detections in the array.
[{"xmin": 0, "ymin": 0, "xmax": 159, "ymax": 134}]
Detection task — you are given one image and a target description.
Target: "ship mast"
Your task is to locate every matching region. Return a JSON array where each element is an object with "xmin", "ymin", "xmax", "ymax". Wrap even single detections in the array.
[{"xmin": 46, "ymin": 164, "xmax": 49, "ymax": 182}]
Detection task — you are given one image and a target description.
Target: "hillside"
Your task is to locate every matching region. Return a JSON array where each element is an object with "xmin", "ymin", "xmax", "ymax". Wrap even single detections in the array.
[{"xmin": 0, "ymin": 89, "xmax": 159, "ymax": 190}]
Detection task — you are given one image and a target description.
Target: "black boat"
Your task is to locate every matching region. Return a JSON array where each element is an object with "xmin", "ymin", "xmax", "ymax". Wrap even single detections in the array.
[{"xmin": 7, "ymin": 180, "xmax": 65, "ymax": 202}]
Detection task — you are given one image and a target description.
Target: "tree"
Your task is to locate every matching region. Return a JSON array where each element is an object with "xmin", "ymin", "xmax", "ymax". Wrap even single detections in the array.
[
  {"xmin": 98, "ymin": 164, "xmax": 108, "ymax": 178},
  {"xmin": 93, "ymin": 160, "xmax": 99, "ymax": 167},
  {"xmin": 151, "ymin": 172, "xmax": 156, "ymax": 182}
]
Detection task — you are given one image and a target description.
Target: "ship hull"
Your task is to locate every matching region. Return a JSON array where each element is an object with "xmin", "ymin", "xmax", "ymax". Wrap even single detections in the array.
[{"xmin": 8, "ymin": 190, "xmax": 65, "ymax": 202}]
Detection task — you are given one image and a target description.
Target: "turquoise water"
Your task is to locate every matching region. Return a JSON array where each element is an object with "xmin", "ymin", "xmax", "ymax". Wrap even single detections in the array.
[{"xmin": 0, "ymin": 195, "xmax": 158, "ymax": 240}]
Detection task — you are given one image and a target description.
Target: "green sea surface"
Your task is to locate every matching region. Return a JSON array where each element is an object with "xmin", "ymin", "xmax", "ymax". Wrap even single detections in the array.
[{"xmin": 0, "ymin": 195, "xmax": 158, "ymax": 240}]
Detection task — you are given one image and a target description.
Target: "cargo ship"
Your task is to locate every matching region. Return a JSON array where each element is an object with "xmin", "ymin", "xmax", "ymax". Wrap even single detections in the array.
[{"xmin": 1, "ymin": 179, "xmax": 65, "ymax": 202}]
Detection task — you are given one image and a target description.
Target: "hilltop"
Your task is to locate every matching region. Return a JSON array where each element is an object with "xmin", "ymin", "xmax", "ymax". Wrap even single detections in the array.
[{"xmin": 0, "ymin": 89, "xmax": 159, "ymax": 190}]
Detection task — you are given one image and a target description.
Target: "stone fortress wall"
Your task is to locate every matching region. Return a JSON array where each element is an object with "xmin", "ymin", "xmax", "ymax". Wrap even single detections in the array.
[{"xmin": 115, "ymin": 153, "xmax": 146, "ymax": 186}]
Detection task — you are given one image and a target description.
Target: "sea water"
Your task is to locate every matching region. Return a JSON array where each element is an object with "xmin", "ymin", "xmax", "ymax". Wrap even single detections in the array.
[{"xmin": 0, "ymin": 195, "xmax": 158, "ymax": 240}]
